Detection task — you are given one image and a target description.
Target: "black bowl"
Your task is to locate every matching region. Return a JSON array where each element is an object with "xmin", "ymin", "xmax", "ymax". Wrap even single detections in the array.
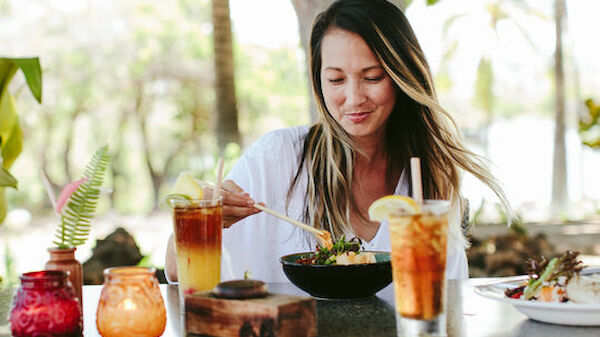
[{"xmin": 280, "ymin": 251, "xmax": 392, "ymax": 299}]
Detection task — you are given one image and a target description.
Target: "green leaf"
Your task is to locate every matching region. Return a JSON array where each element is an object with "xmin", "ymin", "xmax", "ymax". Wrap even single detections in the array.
[
  {"xmin": 426, "ymin": 0, "xmax": 440, "ymax": 5},
  {"xmin": 0, "ymin": 168, "xmax": 17, "ymax": 189},
  {"xmin": 0, "ymin": 59, "xmax": 18, "ymax": 95},
  {"xmin": 55, "ymin": 145, "xmax": 110, "ymax": 248},
  {"xmin": 1, "ymin": 114, "xmax": 23, "ymax": 169},
  {"xmin": 0, "ymin": 87, "xmax": 17, "ymax": 150},
  {"xmin": 0, "ymin": 187, "xmax": 6, "ymax": 224},
  {"xmin": 12, "ymin": 58, "xmax": 42, "ymax": 103}
]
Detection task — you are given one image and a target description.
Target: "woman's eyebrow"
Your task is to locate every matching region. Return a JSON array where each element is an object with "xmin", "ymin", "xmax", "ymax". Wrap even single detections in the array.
[
  {"xmin": 323, "ymin": 65, "xmax": 382, "ymax": 72},
  {"xmin": 362, "ymin": 65, "xmax": 383, "ymax": 72}
]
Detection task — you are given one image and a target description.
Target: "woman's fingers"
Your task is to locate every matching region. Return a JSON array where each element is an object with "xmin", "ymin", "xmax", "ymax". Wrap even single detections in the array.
[
  {"xmin": 223, "ymin": 190, "xmax": 255, "ymax": 207},
  {"xmin": 221, "ymin": 180, "xmax": 254, "ymax": 205},
  {"xmin": 219, "ymin": 179, "xmax": 265, "ymax": 228},
  {"xmin": 221, "ymin": 179, "xmax": 243, "ymax": 193},
  {"xmin": 223, "ymin": 204, "xmax": 261, "ymax": 228}
]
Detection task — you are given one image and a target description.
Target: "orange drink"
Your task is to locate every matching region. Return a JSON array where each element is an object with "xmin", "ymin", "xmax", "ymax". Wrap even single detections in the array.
[
  {"xmin": 388, "ymin": 200, "xmax": 449, "ymax": 335},
  {"xmin": 172, "ymin": 197, "xmax": 222, "ymax": 295}
]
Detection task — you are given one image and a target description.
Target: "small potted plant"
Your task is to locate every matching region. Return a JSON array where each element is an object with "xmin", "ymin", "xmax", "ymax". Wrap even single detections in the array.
[{"xmin": 44, "ymin": 145, "xmax": 109, "ymax": 307}]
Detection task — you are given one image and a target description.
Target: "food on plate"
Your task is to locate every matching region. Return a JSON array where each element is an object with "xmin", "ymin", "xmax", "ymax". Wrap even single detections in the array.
[
  {"xmin": 565, "ymin": 274, "xmax": 600, "ymax": 304},
  {"xmin": 295, "ymin": 235, "xmax": 375, "ymax": 265},
  {"xmin": 504, "ymin": 250, "xmax": 600, "ymax": 304}
]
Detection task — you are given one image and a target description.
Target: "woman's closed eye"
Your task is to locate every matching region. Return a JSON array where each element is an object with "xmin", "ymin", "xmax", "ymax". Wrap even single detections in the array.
[
  {"xmin": 328, "ymin": 77, "xmax": 344, "ymax": 84},
  {"xmin": 365, "ymin": 76, "xmax": 384, "ymax": 82}
]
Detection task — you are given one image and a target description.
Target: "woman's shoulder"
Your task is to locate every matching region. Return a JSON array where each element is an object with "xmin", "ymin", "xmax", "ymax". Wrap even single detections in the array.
[{"xmin": 244, "ymin": 126, "xmax": 309, "ymax": 161}]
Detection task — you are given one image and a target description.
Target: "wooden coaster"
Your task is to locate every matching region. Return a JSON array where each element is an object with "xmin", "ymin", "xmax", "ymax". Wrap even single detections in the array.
[
  {"xmin": 185, "ymin": 290, "xmax": 317, "ymax": 337},
  {"xmin": 213, "ymin": 279, "xmax": 268, "ymax": 299}
]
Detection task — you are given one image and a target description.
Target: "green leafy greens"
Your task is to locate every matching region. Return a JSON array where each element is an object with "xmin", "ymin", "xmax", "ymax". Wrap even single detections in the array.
[
  {"xmin": 53, "ymin": 145, "xmax": 109, "ymax": 248},
  {"xmin": 523, "ymin": 250, "xmax": 584, "ymax": 300},
  {"xmin": 313, "ymin": 235, "xmax": 361, "ymax": 265}
]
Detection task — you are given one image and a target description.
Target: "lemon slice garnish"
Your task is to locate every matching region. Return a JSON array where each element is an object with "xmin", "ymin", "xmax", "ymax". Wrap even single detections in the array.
[
  {"xmin": 368, "ymin": 195, "xmax": 420, "ymax": 222},
  {"xmin": 167, "ymin": 172, "xmax": 203, "ymax": 200}
]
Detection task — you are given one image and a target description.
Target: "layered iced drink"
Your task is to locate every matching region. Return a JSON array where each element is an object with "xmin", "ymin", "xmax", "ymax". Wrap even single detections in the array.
[
  {"xmin": 172, "ymin": 197, "xmax": 222, "ymax": 295},
  {"xmin": 388, "ymin": 200, "xmax": 449, "ymax": 320}
]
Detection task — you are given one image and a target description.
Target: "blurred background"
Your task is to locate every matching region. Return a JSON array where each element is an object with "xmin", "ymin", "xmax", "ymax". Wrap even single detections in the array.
[{"xmin": 0, "ymin": 0, "xmax": 599, "ymax": 284}]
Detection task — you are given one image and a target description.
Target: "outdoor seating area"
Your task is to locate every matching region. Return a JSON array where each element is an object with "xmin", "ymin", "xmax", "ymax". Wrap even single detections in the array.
[{"xmin": 1, "ymin": 0, "xmax": 600, "ymax": 336}]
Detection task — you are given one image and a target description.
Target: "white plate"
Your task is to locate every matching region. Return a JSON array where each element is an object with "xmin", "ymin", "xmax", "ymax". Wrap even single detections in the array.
[{"xmin": 474, "ymin": 269, "xmax": 600, "ymax": 326}]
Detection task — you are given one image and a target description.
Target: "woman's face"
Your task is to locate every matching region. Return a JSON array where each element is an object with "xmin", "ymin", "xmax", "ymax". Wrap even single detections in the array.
[{"xmin": 320, "ymin": 28, "xmax": 396, "ymax": 142}]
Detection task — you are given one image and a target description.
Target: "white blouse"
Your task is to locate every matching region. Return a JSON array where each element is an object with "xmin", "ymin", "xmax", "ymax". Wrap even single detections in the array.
[{"xmin": 220, "ymin": 126, "xmax": 468, "ymax": 282}]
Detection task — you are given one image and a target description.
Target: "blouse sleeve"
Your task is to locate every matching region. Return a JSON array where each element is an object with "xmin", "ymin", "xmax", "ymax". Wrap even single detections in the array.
[{"xmin": 220, "ymin": 127, "xmax": 309, "ymax": 282}]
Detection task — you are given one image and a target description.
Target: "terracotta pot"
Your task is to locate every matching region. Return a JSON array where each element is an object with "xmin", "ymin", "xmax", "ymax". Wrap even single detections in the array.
[{"xmin": 45, "ymin": 247, "xmax": 83, "ymax": 309}]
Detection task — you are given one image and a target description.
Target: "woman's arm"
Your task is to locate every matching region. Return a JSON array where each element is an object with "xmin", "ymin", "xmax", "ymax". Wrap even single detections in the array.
[{"xmin": 165, "ymin": 234, "xmax": 177, "ymax": 282}]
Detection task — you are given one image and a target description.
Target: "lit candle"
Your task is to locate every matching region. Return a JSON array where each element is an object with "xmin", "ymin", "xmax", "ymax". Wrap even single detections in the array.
[{"xmin": 96, "ymin": 267, "xmax": 166, "ymax": 337}]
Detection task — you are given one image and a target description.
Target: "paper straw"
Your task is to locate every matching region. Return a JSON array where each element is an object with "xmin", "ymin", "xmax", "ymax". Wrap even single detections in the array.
[
  {"xmin": 410, "ymin": 157, "xmax": 423, "ymax": 204},
  {"xmin": 213, "ymin": 158, "xmax": 224, "ymax": 202}
]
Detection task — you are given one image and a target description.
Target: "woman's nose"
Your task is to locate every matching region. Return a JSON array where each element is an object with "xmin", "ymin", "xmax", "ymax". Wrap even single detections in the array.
[{"xmin": 344, "ymin": 80, "xmax": 367, "ymax": 107}]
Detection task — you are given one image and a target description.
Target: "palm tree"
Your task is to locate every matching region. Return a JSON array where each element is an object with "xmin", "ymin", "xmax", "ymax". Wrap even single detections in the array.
[
  {"xmin": 437, "ymin": 0, "xmax": 541, "ymax": 156},
  {"xmin": 551, "ymin": 0, "xmax": 567, "ymax": 212},
  {"xmin": 291, "ymin": 0, "xmax": 333, "ymax": 122},
  {"xmin": 212, "ymin": 0, "xmax": 240, "ymax": 152}
]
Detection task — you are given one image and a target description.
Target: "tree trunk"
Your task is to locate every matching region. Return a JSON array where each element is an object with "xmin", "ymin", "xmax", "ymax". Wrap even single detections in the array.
[
  {"xmin": 62, "ymin": 103, "xmax": 85, "ymax": 183},
  {"xmin": 109, "ymin": 108, "xmax": 130, "ymax": 208},
  {"xmin": 133, "ymin": 83, "xmax": 163, "ymax": 208},
  {"xmin": 212, "ymin": 0, "xmax": 240, "ymax": 153},
  {"xmin": 291, "ymin": 0, "xmax": 407, "ymax": 123},
  {"xmin": 39, "ymin": 108, "xmax": 60, "ymax": 209},
  {"xmin": 291, "ymin": 0, "xmax": 333, "ymax": 123},
  {"xmin": 551, "ymin": 0, "xmax": 568, "ymax": 212}
]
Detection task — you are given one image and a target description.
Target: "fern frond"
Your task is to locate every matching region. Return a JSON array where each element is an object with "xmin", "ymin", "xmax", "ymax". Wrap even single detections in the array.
[{"xmin": 54, "ymin": 145, "xmax": 110, "ymax": 248}]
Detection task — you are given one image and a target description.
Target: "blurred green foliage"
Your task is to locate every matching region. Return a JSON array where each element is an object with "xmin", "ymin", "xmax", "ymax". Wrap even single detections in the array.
[
  {"xmin": 579, "ymin": 99, "xmax": 600, "ymax": 149},
  {"xmin": 2, "ymin": 0, "xmax": 309, "ymax": 217},
  {"xmin": 1, "ymin": 243, "xmax": 16, "ymax": 288},
  {"xmin": 0, "ymin": 57, "xmax": 42, "ymax": 224}
]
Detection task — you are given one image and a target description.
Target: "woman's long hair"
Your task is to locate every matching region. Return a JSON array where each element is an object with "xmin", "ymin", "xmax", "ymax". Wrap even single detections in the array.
[{"xmin": 287, "ymin": 0, "xmax": 510, "ymax": 240}]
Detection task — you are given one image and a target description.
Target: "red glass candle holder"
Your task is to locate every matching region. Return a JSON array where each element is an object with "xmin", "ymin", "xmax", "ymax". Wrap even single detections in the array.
[{"xmin": 10, "ymin": 270, "xmax": 83, "ymax": 337}]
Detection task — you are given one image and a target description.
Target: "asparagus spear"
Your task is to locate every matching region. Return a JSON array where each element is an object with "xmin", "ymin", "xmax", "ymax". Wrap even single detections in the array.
[{"xmin": 523, "ymin": 250, "xmax": 583, "ymax": 300}]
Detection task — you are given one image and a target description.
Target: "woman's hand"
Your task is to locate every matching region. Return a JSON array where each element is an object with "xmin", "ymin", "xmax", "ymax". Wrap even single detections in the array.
[{"xmin": 220, "ymin": 179, "xmax": 263, "ymax": 228}]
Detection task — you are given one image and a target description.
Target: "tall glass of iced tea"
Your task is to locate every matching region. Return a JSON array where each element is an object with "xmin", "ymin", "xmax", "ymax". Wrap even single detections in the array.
[
  {"xmin": 172, "ymin": 196, "xmax": 223, "ymax": 296},
  {"xmin": 388, "ymin": 200, "xmax": 449, "ymax": 337}
]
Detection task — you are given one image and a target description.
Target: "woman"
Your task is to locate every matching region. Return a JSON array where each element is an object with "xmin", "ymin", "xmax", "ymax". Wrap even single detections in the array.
[{"xmin": 166, "ymin": 0, "xmax": 509, "ymax": 283}]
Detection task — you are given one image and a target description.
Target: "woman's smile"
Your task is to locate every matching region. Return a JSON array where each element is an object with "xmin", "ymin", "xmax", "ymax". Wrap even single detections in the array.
[{"xmin": 346, "ymin": 111, "xmax": 372, "ymax": 123}]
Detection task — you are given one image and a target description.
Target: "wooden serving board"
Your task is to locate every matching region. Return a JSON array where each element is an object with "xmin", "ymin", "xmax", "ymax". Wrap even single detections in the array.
[{"xmin": 185, "ymin": 291, "xmax": 317, "ymax": 337}]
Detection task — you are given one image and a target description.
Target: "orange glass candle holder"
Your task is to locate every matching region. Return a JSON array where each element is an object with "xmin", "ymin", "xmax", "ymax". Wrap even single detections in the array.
[{"xmin": 96, "ymin": 267, "xmax": 166, "ymax": 337}]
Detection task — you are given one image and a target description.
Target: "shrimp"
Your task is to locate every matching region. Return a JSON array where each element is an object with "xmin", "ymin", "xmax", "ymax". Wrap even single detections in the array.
[{"xmin": 317, "ymin": 230, "xmax": 333, "ymax": 250}]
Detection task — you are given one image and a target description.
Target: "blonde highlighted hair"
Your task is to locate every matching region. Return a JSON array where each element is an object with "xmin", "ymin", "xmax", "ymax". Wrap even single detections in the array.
[{"xmin": 287, "ymin": 0, "xmax": 510, "ymax": 240}]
